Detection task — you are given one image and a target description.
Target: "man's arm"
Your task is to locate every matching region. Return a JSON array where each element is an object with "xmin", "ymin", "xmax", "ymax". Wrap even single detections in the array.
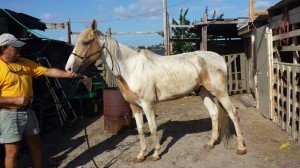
[
  {"xmin": 0, "ymin": 96, "xmax": 30, "ymax": 107},
  {"xmin": 43, "ymin": 68, "xmax": 92, "ymax": 91},
  {"xmin": 43, "ymin": 68, "xmax": 80, "ymax": 78}
]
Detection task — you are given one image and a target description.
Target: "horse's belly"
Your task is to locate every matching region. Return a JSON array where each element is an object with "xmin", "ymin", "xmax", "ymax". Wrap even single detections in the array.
[{"xmin": 157, "ymin": 79, "xmax": 196, "ymax": 101}]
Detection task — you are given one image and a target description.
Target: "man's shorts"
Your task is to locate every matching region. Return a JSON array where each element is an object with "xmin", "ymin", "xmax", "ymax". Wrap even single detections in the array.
[{"xmin": 0, "ymin": 108, "xmax": 40, "ymax": 144}]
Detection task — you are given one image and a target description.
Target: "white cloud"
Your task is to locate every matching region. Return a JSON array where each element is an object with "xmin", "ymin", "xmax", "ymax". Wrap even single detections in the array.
[
  {"xmin": 255, "ymin": 1, "xmax": 272, "ymax": 10},
  {"xmin": 113, "ymin": 0, "xmax": 161, "ymax": 19},
  {"xmin": 114, "ymin": 6, "xmax": 131, "ymax": 18},
  {"xmin": 99, "ymin": 4, "xmax": 106, "ymax": 12},
  {"xmin": 40, "ymin": 13, "xmax": 54, "ymax": 21}
]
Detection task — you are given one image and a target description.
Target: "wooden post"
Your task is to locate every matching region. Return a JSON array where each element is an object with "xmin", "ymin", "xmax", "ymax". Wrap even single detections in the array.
[
  {"xmin": 163, "ymin": 0, "xmax": 169, "ymax": 55},
  {"xmin": 201, "ymin": 14, "xmax": 207, "ymax": 51},
  {"xmin": 166, "ymin": 12, "xmax": 171, "ymax": 55},
  {"xmin": 67, "ymin": 18, "xmax": 71, "ymax": 44},
  {"xmin": 249, "ymin": 0, "xmax": 255, "ymax": 22}
]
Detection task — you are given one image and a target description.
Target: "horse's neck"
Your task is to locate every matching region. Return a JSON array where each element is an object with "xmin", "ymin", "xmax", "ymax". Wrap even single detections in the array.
[{"xmin": 104, "ymin": 38, "xmax": 139, "ymax": 77}]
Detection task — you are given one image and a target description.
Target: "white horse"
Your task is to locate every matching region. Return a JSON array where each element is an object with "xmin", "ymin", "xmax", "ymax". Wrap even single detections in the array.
[{"xmin": 65, "ymin": 20, "xmax": 247, "ymax": 162}]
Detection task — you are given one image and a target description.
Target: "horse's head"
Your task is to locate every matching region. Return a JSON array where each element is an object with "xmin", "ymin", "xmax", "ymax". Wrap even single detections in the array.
[{"xmin": 65, "ymin": 20, "xmax": 101, "ymax": 73}]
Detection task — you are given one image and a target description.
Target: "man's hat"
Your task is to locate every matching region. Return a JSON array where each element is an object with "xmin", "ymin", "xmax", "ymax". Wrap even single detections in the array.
[{"xmin": 0, "ymin": 33, "xmax": 26, "ymax": 47}]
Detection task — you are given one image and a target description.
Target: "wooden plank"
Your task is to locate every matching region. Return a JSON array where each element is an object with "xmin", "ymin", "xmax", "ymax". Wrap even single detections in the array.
[
  {"xmin": 286, "ymin": 66, "xmax": 291, "ymax": 134},
  {"xmin": 170, "ymin": 25, "xmax": 194, "ymax": 28},
  {"xmin": 234, "ymin": 56, "xmax": 239, "ymax": 93},
  {"xmin": 280, "ymin": 64, "xmax": 285, "ymax": 130},
  {"xmin": 228, "ymin": 55, "xmax": 233, "ymax": 93},
  {"xmin": 240, "ymin": 53, "xmax": 247, "ymax": 91},
  {"xmin": 276, "ymin": 64, "xmax": 280, "ymax": 125},
  {"xmin": 201, "ymin": 14, "xmax": 208, "ymax": 51},
  {"xmin": 291, "ymin": 66, "xmax": 297, "ymax": 139},
  {"xmin": 273, "ymin": 45, "xmax": 300, "ymax": 52},
  {"xmin": 46, "ymin": 23, "xmax": 68, "ymax": 29},
  {"xmin": 273, "ymin": 29, "xmax": 300, "ymax": 41},
  {"xmin": 292, "ymin": 24, "xmax": 299, "ymax": 64},
  {"xmin": 226, "ymin": 54, "xmax": 238, "ymax": 66}
]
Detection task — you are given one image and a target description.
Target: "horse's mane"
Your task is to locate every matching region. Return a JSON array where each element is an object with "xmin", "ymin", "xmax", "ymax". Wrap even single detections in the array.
[{"xmin": 96, "ymin": 31, "xmax": 156, "ymax": 63}]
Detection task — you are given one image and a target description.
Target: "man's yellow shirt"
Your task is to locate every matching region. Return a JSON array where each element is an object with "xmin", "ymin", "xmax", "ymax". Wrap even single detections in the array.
[{"xmin": 0, "ymin": 57, "xmax": 48, "ymax": 108}]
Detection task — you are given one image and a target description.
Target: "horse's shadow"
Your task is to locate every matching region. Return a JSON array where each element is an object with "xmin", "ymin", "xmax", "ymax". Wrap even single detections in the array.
[
  {"xmin": 41, "ymin": 116, "xmax": 235, "ymax": 167},
  {"xmin": 151, "ymin": 117, "xmax": 235, "ymax": 158},
  {"xmin": 155, "ymin": 118, "xmax": 212, "ymax": 157}
]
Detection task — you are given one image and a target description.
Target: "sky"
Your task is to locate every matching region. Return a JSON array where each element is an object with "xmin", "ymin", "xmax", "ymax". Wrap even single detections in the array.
[{"xmin": 2, "ymin": 0, "xmax": 281, "ymax": 47}]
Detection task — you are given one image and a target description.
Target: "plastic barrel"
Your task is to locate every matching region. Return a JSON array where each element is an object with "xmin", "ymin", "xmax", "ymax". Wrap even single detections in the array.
[{"xmin": 103, "ymin": 87, "xmax": 132, "ymax": 134}]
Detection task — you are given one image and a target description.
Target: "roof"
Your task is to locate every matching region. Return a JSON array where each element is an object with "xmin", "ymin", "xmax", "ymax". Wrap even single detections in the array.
[
  {"xmin": 0, "ymin": 9, "xmax": 46, "ymax": 30},
  {"xmin": 191, "ymin": 18, "xmax": 248, "ymax": 38},
  {"xmin": 267, "ymin": 0, "xmax": 300, "ymax": 16},
  {"xmin": 253, "ymin": 0, "xmax": 300, "ymax": 26}
]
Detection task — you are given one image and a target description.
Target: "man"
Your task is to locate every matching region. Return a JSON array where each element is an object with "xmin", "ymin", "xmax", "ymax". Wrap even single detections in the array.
[{"xmin": 0, "ymin": 33, "xmax": 83, "ymax": 168}]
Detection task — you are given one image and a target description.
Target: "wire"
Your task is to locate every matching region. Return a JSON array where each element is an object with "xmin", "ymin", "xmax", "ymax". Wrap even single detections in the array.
[{"xmin": 72, "ymin": 0, "xmax": 192, "ymax": 23}]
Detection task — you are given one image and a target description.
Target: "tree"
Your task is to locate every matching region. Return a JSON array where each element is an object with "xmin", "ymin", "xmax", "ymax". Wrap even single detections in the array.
[{"xmin": 171, "ymin": 8, "xmax": 196, "ymax": 54}]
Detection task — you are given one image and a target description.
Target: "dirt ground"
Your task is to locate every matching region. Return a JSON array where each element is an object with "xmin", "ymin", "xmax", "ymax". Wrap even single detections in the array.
[{"xmin": 9, "ymin": 94, "xmax": 300, "ymax": 167}]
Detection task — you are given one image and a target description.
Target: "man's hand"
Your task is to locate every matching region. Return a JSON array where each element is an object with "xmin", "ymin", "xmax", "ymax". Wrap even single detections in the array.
[
  {"xmin": 69, "ymin": 72, "xmax": 83, "ymax": 78},
  {"xmin": 81, "ymin": 76, "xmax": 92, "ymax": 92}
]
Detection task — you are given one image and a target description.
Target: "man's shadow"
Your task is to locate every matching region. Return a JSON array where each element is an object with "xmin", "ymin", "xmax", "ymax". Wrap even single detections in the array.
[{"xmin": 62, "ymin": 129, "xmax": 133, "ymax": 168}]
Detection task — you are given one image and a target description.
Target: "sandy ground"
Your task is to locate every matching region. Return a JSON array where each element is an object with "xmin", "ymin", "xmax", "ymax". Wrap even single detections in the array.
[{"xmin": 5, "ymin": 94, "xmax": 300, "ymax": 167}]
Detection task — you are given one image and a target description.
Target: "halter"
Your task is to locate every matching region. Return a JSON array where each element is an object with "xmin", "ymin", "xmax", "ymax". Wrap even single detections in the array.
[
  {"xmin": 71, "ymin": 35, "xmax": 115, "ymax": 73},
  {"xmin": 71, "ymin": 41, "xmax": 105, "ymax": 73}
]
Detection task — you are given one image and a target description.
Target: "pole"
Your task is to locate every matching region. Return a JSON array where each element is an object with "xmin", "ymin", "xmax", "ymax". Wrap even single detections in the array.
[
  {"xmin": 201, "ymin": 14, "xmax": 207, "ymax": 51},
  {"xmin": 67, "ymin": 18, "xmax": 71, "ymax": 44},
  {"xmin": 163, "ymin": 0, "xmax": 169, "ymax": 55},
  {"xmin": 249, "ymin": 0, "xmax": 255, "ymax": 22}
]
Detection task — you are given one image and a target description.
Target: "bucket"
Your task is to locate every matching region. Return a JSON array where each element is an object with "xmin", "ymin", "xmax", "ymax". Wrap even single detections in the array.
[{"xmin": 103, "ymin": 87, "xmax": 132, "ymax": 134}]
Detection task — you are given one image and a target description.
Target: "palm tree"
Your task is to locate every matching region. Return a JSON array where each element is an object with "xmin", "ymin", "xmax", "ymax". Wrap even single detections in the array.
[{"xmin": 171, "ymin": 8, "xmax": 196, "ymax": 54}]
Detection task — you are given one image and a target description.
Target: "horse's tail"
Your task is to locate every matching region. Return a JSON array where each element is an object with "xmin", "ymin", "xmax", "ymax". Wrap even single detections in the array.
[{"xmin": 214, "ymin": 97, "xmax": 229, "ymax": 147}]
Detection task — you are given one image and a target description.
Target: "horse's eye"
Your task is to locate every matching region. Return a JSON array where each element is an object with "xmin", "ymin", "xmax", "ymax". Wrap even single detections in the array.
[{"xmin": 83, "ymin": 40, "xmax": 90, "ymax": 45}]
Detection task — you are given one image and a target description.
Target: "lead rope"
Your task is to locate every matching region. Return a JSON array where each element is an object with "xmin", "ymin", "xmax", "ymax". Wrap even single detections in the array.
[{"xmin": 81, "ymin": 39, "xmax": 124, "ymax": 168}]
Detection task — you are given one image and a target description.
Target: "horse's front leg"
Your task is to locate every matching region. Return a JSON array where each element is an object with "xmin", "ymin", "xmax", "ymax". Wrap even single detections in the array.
[
  {"xmin": 130, "ymin": 104, "xmax": 147, "ymax": 163},
  {"xmin": 142, "ymin": 102, "xmax": 161, "ymax": 161}
]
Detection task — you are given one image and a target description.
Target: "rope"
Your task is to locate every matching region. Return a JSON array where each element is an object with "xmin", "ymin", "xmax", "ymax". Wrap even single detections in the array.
[
  {"xmin": 279, "ymin": 7, "xmax": 290, "ymax": 48},
  {"xmin": 103, "ymin": 139, "xmax": 139, "ymax": 168},
  {"xmin": 1, "ymin": 9, "xmax": 51, "ymax": 56}
]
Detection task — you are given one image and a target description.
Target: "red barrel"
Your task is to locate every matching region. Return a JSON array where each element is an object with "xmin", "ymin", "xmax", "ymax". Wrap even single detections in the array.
[{"xmin": 103, "ymin": 87, "xmax": 132, "ymax": 134}]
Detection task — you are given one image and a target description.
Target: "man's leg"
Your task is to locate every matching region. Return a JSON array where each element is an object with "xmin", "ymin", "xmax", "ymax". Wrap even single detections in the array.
[
  {"xmin": 26, "ymin": 134, "xmax": 41, "ymax": 168},
  {"xmin": 4, "ymin": 141, "xmax": 20, "ymax": 168}
]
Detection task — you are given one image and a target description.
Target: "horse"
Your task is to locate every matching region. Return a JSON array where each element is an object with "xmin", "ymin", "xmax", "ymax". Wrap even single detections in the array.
[{"xmin": 65, "ymin": 20, "xmax": 247, "ymax": 162}]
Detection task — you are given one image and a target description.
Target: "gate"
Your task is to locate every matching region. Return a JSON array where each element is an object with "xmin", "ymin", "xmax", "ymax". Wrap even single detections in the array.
[
  {"xmin": 223, "ymin": 53, "xmax": 249, "ymax": 95},
  {"xmin": 255, "ymin": 26, "xmax": 273, "ymax": 118},
  {"xmin": 273, "ymin": 62, "xmax": 300, "ymax": 139}
]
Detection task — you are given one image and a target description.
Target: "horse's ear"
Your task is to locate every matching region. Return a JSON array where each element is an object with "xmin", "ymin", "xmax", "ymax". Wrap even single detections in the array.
[{"xmin": 91, "ymin": 19, "xmax": 97, "ymax": 31}]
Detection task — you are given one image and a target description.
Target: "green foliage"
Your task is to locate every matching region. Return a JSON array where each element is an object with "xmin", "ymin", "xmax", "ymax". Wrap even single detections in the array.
[{"xmin": 171, "ymin": 8, "xmax": 196, "ymax": 54}]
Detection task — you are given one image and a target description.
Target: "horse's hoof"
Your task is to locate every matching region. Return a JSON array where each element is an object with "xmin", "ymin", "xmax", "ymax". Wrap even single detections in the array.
[
  {"xmin": 236, "ymin": 149, "xmax": 247, "ymax": 155},
  {"xmin": 148, "ymin": 155, "xmax": 160, "ymax": 161},
  {"xmin": 203, "ymin": 144, "xmax": 214, "ymax": 150},
  {"xmin": 132, "ymin": 157, "xmax": 145, "ymax": 163}
]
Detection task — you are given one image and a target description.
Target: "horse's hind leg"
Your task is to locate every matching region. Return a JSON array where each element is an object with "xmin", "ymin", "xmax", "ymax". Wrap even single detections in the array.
[
  {"xmin": 199, "ymin": 87, "xmax": 219, "ymax": 149},
  {"xmin": 216, "ymin": 94, "xmax": 247, "ymax": 155},
  {"xmin": 141, "ymin": 102, "xmax": 160, "ymax": 161},
  {"xmin": 130, "ymin": 104, "xmax": 147, "ymax": 163}
]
